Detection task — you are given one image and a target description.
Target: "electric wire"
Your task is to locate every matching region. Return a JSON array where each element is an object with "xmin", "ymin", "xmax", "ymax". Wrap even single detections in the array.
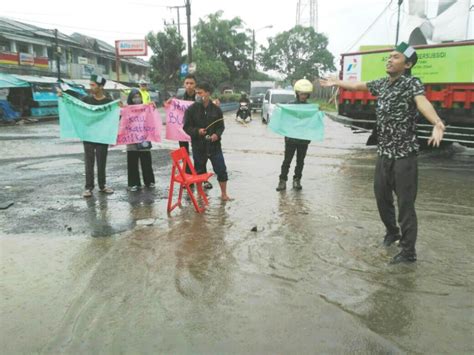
[{"xmin": 345, "ymin": 0, "xmax": 394, "ymax": 52}]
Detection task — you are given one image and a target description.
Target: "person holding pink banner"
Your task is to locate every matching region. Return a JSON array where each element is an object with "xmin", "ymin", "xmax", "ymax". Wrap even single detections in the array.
[{"xmin": 125, "ymin": 89, "xmax": 156, "ymax": 191}]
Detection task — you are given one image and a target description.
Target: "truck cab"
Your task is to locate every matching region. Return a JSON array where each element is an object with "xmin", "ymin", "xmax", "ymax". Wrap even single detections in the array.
[{"xmin": 250, "ymin": 81, "xmax": 275, "ymax": 112}]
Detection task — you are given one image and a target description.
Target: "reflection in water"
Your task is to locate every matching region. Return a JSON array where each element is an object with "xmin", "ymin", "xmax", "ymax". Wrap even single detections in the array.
[
  {"xmin": 363, "ymin": 270, "xmax": 416, "ymax": 338},
  {"xmin": 84, "ymin": 196, "xmax": 115, "ymax": 237},
  {"xmin": 174, "ymin": 205, "xmax": 235, "ymax": 304},
  {"xmin": 42, "ymin": 221, "xmax": 169, "ymax": 352},
  {"xmin": 127, "ymin": 190, "xmax": 157, "ymax": 223}
]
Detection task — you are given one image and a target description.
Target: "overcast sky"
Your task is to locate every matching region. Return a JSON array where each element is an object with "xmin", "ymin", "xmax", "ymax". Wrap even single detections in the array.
[{"xmin": 2, "ymin": 0, "xmax": 473, "ymax": 65}]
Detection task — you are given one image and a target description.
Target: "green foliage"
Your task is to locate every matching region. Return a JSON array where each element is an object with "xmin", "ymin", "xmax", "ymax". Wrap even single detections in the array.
[
  {"xmin": 193, "ymin": 11, "xmax": 252, "ymax": 85},
  {"xmin": 213, "ymin": 93, "xmax": 241, "ymax": 103},
  {"xmin": 258, "ymin": 26, "xmax": 336, "ymax": 83},
  {"xmin": 147, "ymin": 27, "xmax": 185, "ymax": 90},
  {"xmin": 309, "ymin": 98, "xmax": 337, "ymax": 112},
  {"xmin": 193, "ymin": 48, "xmax": 231, "ymax": 91}
]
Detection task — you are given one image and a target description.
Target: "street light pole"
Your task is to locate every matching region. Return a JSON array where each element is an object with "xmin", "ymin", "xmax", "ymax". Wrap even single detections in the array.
[
  {"xmin": 252, "ymin": 29, "xmax": 256, "ymax": 72},
  {"xmin": 54, "ymin": 29, "xmax": 60, "ymax": 81},
  {"xmin": 252, "ymin": 25, "xmax": 272, "ymax": 73}
]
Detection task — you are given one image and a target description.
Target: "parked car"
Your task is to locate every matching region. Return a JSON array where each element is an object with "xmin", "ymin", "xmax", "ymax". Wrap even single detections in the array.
[{"xmin": 261, "ymin": 89, "xmax": 295, "ymax": 124}]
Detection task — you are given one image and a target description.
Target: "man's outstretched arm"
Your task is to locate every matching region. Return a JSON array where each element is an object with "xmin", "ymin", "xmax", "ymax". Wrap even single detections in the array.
[{"xmin": 319, "ymin": 76, "xmax": 369, "ymax": 91}]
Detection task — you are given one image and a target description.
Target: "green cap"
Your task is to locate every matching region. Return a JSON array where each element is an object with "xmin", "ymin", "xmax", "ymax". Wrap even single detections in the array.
[
  {"xmin": 395, "ymin": 42, "xmax": 418, "ymax": 66},
  {"xmin": 90, "ymin": 74, "xmax": 106, "ymax": 86}
]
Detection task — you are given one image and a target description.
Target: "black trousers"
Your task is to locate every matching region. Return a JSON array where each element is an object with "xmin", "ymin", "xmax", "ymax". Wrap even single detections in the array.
[
  {"xmin": 179, "ymin": 141, "xmax": 192, "ymax": 175},
  {"xmin": 279, "ymin": 140, "xmax": 309, "ymax": 181},
  {"xmin": 374, "ymin": 154, "xmax": 418, "ymax": 254},
  {"xmin": 83, "ymin": 142, "xmax": 108, "ymax": 190},
  {"xmin": 127, "ymin": 151, "xmax": 155, "ymax": 187},
  {"xmin": 193, "ymin": 148, "xmax": 228, "ymax": 182}
]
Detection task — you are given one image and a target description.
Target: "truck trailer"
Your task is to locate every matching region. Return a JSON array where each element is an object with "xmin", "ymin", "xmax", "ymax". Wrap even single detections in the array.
[{"xmin": 329, "ymin": 40, "xmax": 474, "ymax": 147}]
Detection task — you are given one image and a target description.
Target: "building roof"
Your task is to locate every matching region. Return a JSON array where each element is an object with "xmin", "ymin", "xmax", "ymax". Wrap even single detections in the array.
[
  {"xmin": 0, "ymin": 17, "xmax": 149, "ymax": 69},
  {"xmin": 0, "ymin": 17, "xmax": 79, "ymax": 45}
]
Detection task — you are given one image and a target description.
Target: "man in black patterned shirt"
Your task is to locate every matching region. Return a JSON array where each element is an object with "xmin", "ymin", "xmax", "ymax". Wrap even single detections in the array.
[{"xmin": 321, "ymin": 42, "xmax": 445, "ymax": 264}]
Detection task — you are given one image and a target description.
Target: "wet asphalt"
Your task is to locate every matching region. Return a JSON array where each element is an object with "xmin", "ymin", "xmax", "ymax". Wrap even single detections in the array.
[{"xmin": 1, "ymin": 113, "xmax": 473, "ymax": 354}]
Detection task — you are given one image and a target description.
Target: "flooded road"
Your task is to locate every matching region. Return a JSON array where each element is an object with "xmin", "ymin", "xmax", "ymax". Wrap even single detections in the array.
[{"xmin": 1, "ymin": 114, "xmax": 473, "ymax": 353}]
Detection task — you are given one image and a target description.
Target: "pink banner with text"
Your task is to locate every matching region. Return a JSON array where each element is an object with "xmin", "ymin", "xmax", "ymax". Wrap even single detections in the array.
[
  {"xmin": 165, "ymin": 98, "xmax": 192, "ymax": 142},
  {"xmin": 117, "ymin": 104, "xmax": 162, "ymax": 145}
]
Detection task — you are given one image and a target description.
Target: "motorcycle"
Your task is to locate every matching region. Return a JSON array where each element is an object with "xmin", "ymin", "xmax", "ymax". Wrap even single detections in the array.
[{"xmin": 236, "ymin": 102, "xmax": 251, "ymax": 123}]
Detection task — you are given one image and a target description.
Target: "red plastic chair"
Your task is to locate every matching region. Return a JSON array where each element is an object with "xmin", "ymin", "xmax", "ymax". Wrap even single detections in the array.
[{"xmin": 167, "ymin": 147, "xmax": 214, "ymax": 213}]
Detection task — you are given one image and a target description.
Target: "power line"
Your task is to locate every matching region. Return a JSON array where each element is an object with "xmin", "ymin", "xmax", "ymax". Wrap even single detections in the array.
[
  {"xmin": 345, "ymin": 0, "xmax": 394, "ymax": 52},
  {"xmin": 130, "ymin": 1, "xmax": 173, "ymax": 7}
]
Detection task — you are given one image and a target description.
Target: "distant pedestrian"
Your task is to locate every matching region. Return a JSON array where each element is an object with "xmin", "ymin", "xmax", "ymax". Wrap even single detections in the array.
[
  {"xmin": 125, "ymin": 89, "xmax": 156, "ymax": 192},
  {"xmin": 138, "ymin": 79, "xmax": 151, "ymax": 104},
  {"xmin": 276, "ymin": 78, "xmax": 313, "ymax": 192},
  {"xmin": 320, "ymin": 42, "xmax": 445, "ymax": 264},
  {"xmin": 183, "ymin": 82, "xmax": 231, "ymax": 201}
]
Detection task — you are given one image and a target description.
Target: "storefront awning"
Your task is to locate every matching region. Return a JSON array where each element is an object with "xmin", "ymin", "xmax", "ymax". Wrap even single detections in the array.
[
  {"xmin": 12, "ymin": 75, "xmax": 59, "ymax": 84},
  {"xmin": 0, "ymin": 73, "xmax": 30, "ymax": 88},
  {"xmin": 69, "ymin": 79, "xmax": 130, "ymax": 91}
]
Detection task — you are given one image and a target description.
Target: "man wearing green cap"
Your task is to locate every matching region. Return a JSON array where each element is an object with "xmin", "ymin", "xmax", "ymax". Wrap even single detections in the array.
[
  {"xmin": 320, "ymin": 42, "xmax": 446, "ymax": 264},
  {"xmin": 57, "ymin": 75, "xmax": 115, "ymax": 197}
]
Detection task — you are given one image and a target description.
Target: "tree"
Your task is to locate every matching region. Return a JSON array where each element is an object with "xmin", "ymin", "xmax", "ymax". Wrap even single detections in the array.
[
  {"xmin": 193, "ymin": 48, "xmax": 230, "ymax": 91},
  {"xmin": 193, "ymin": 11, "xmax": 252, "ymax": 90},
  {"xmin": 147, "ymin": 27, "xmax": 185, "ymax": 89},
  {"xmin": 258, "ymin": 26, "xmax": 335, "ymax": 83}
]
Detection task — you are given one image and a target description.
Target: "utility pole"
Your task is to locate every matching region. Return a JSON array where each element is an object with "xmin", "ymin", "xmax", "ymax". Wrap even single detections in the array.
[
  {"xmin": 54, "ymin": 29, "xmax": 61, "ymax": 81},
  {"xmin": 115, "ymin": 42, "xmax": 121, "ymax": 82},
  {"xmin": 395, "ymin": 0, "xmax": 403, "ymax": 45},
  {"xmin": 168, "ymin": 5, "xmax": 186, "ymax": 36},
  {"xmin": 252, "ymin": 25, "xmax": 272, "ymax": 73},
  {"xmin": 185, "ymin": 0, "xmax": 192, "ymax": 63},
  {"xmin": 252, "ymin": 29, "xmax": 255, "ymax": 72}
]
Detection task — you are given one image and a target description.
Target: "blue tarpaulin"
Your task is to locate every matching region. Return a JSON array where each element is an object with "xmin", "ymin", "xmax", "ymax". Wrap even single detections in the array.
[{"xmin": 0, "ymin": 100, "xmax": 20, "ymax": 120}]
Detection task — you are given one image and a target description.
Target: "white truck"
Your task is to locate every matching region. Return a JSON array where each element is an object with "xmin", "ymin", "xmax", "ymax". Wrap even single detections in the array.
[{"xmin": 250, "ymin": 81, "xmax": 276, "ymax": 112}]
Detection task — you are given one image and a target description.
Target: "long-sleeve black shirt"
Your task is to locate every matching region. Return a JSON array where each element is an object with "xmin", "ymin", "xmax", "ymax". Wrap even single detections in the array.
[{"xmin": 183, "ymin": 101, "xmax": 224, "ymax": 154}]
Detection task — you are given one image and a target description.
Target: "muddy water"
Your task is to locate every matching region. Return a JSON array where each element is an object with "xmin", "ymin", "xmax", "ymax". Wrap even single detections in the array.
[{"xmin": 1, "ymin": 117, "xmax": 473, "ymax": 353}]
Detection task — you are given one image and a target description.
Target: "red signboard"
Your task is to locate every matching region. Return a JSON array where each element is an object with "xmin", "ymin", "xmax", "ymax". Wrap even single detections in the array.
[{"xmin": 115, "ymin": 39, "xmax": 147, "ymax": 56}]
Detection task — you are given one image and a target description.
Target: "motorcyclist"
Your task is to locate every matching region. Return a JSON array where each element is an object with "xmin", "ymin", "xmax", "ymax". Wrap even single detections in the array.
[{"xmin": 236, "ymin": 92, "xmax": 251, "ymax": 121}]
